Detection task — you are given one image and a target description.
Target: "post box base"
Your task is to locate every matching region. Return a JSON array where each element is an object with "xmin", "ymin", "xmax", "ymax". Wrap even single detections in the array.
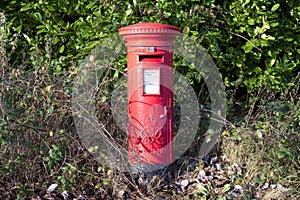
[{"xmin": 129, "ymin": 163, "xmax": 169, "ymax": 174}]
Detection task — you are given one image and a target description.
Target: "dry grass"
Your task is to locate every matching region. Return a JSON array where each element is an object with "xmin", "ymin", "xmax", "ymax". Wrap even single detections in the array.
[
  {"xmin": 1, "ymin": 71, "xmax": 299, "ymax": 199},
  {"xmin": 222, "ymin": 80, "xmax": 300, "ymax": 199}
]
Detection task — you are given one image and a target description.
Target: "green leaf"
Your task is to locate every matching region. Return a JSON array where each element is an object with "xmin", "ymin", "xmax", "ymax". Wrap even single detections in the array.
[
  {"xmin": 248, "ymin": 18, "xmax": 255, "ymax": 25},
  {"xmin": 222, "ymin": 184, "xmax": 232, "ymax": 193},
  {"xmin": 36, "ymin": 25, "xmax": 46, "ymax": 29},
  {"xmin": 14, "ymin": 25, "xmax": 22, "ymax": 33},
  {"xmin": 253, "ymin": 176, "xmax": 262, "ymax": 184},
  {"xmin": 17, "ymin": 193, "xmax": 23, "ymax": 199},
  {"xmin": 88, "ymin": 146, "xmax": 99, "ymax": 153},
  {"xmin": 190, "ymin": 31, "xmax": 199, "ymax": 35},
  {"xmin": 20, "ymin": 4, "xmax": 34, "ymax": 11},
  {"xmin": 86, "ymin": 41, "xmax": 100, "ymax": 50},
  {"xmin": 103, "ymin": 179, "xmax": 110, "ymax": 185},
  {"xmin": 133, "ymin": 0, "xmax": 138, "ymax": 7},
  {"xmin": 51, "ymin": 144, "xmax": 59, "ymax": 151},
  {"xmin": 244, "ymin": 0, "xmax": 250, "ymax": 6},
  {"xmin": 37, "ymin": 29, "xmax": 47, "ymax": 34},
  {"xmin": 61, "ymin": 176, "xmax": 68, "ymax": 185},
  {"xmin": 271, "ymin": 4, "xmax": 280, "ymax": 12},
  {"xmin": 113, "ymin": 71, "xmax": 119, "ymax": 79},
  {"xmin": 59, "ymin": 45, "xmax": 65, "ymax": 53},
  {"xmin": 242, "ymin": 41, "xmax": 254, "ymax": 53},
  {"xmin": 197, "ymin": 183, "xmax": 208, "ymax": 194},
  {"xmin": 86, "ymin": 1, "xmax": 96, "ymax": 9},
  {"xmin": 277, "ymin": 151, "xmax": 286, "ymax": 159},
  {"xmin": 126, "ymin": 8, "xmax": 132, "ymax": 16},
  {"xmin": 270, "ymin": 58, "xmax": 276, "ymax": 66},
  {"xmin": 34, "ymin": 12, "xmax": 43, "ymax": 21}
]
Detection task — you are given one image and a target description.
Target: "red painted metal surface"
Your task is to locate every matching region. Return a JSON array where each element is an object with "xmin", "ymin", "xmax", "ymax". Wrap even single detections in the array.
[{"xmin": 119, "ymin": 22, "xmax": 180, "ymax": 164}]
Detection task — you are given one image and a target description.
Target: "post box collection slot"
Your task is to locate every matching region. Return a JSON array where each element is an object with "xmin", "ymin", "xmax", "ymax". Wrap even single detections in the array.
[{"xmin": 138, "ymin": 55, "xmax": 164, "ymax": 63}]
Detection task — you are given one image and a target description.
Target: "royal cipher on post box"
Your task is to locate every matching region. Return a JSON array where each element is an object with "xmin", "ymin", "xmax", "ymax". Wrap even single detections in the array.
[{"xmin": 119, "ymin": 22, "xmax": 180, "ymax": 165}]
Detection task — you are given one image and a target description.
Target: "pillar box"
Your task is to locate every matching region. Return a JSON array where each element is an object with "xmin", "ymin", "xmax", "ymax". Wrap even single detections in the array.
[{"xmin": 118, "ymin": 22, "xmax": 180, "ymax": 165}]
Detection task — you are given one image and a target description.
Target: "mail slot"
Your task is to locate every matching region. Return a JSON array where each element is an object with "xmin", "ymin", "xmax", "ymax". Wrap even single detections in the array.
[
  {"xmin": 138, "ymin": 54, "xmax": 164, "ymax": 63},
  {"xmin": 118, "ymin": 22, "xmax": 180, "ymax": 165}
]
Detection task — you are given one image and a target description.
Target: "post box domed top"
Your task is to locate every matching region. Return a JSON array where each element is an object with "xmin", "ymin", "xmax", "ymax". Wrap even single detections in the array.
[
  {"xmin": 119, "ymin": 22, "xmax": 180, "ymax": 46},
  {"xmin": 118, "ymin": 22, "xmax": 180, "ymax": 35}
]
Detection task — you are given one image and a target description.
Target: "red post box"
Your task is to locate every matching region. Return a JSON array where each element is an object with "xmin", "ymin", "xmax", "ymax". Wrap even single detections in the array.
[{"xmin": 119, "ymin": 22, "xmax": 180, "ymax": 166}]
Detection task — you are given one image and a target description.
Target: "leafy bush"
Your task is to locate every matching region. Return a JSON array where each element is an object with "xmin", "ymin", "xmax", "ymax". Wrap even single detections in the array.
[{"xmin": 2, "ymin": 0, "xmax": 299, "ymax": 92}]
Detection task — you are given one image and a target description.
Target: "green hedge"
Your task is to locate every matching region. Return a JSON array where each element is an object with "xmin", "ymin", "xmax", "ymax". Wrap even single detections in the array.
[{"xmin": 2, "ymin": 0, "xmax": 299, "ymax": 93}]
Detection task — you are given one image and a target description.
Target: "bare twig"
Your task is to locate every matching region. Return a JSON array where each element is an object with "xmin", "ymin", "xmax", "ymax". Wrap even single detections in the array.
[{"xmin": 217, "ymin": 25, "xmax": 263, "ymax": 53}]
